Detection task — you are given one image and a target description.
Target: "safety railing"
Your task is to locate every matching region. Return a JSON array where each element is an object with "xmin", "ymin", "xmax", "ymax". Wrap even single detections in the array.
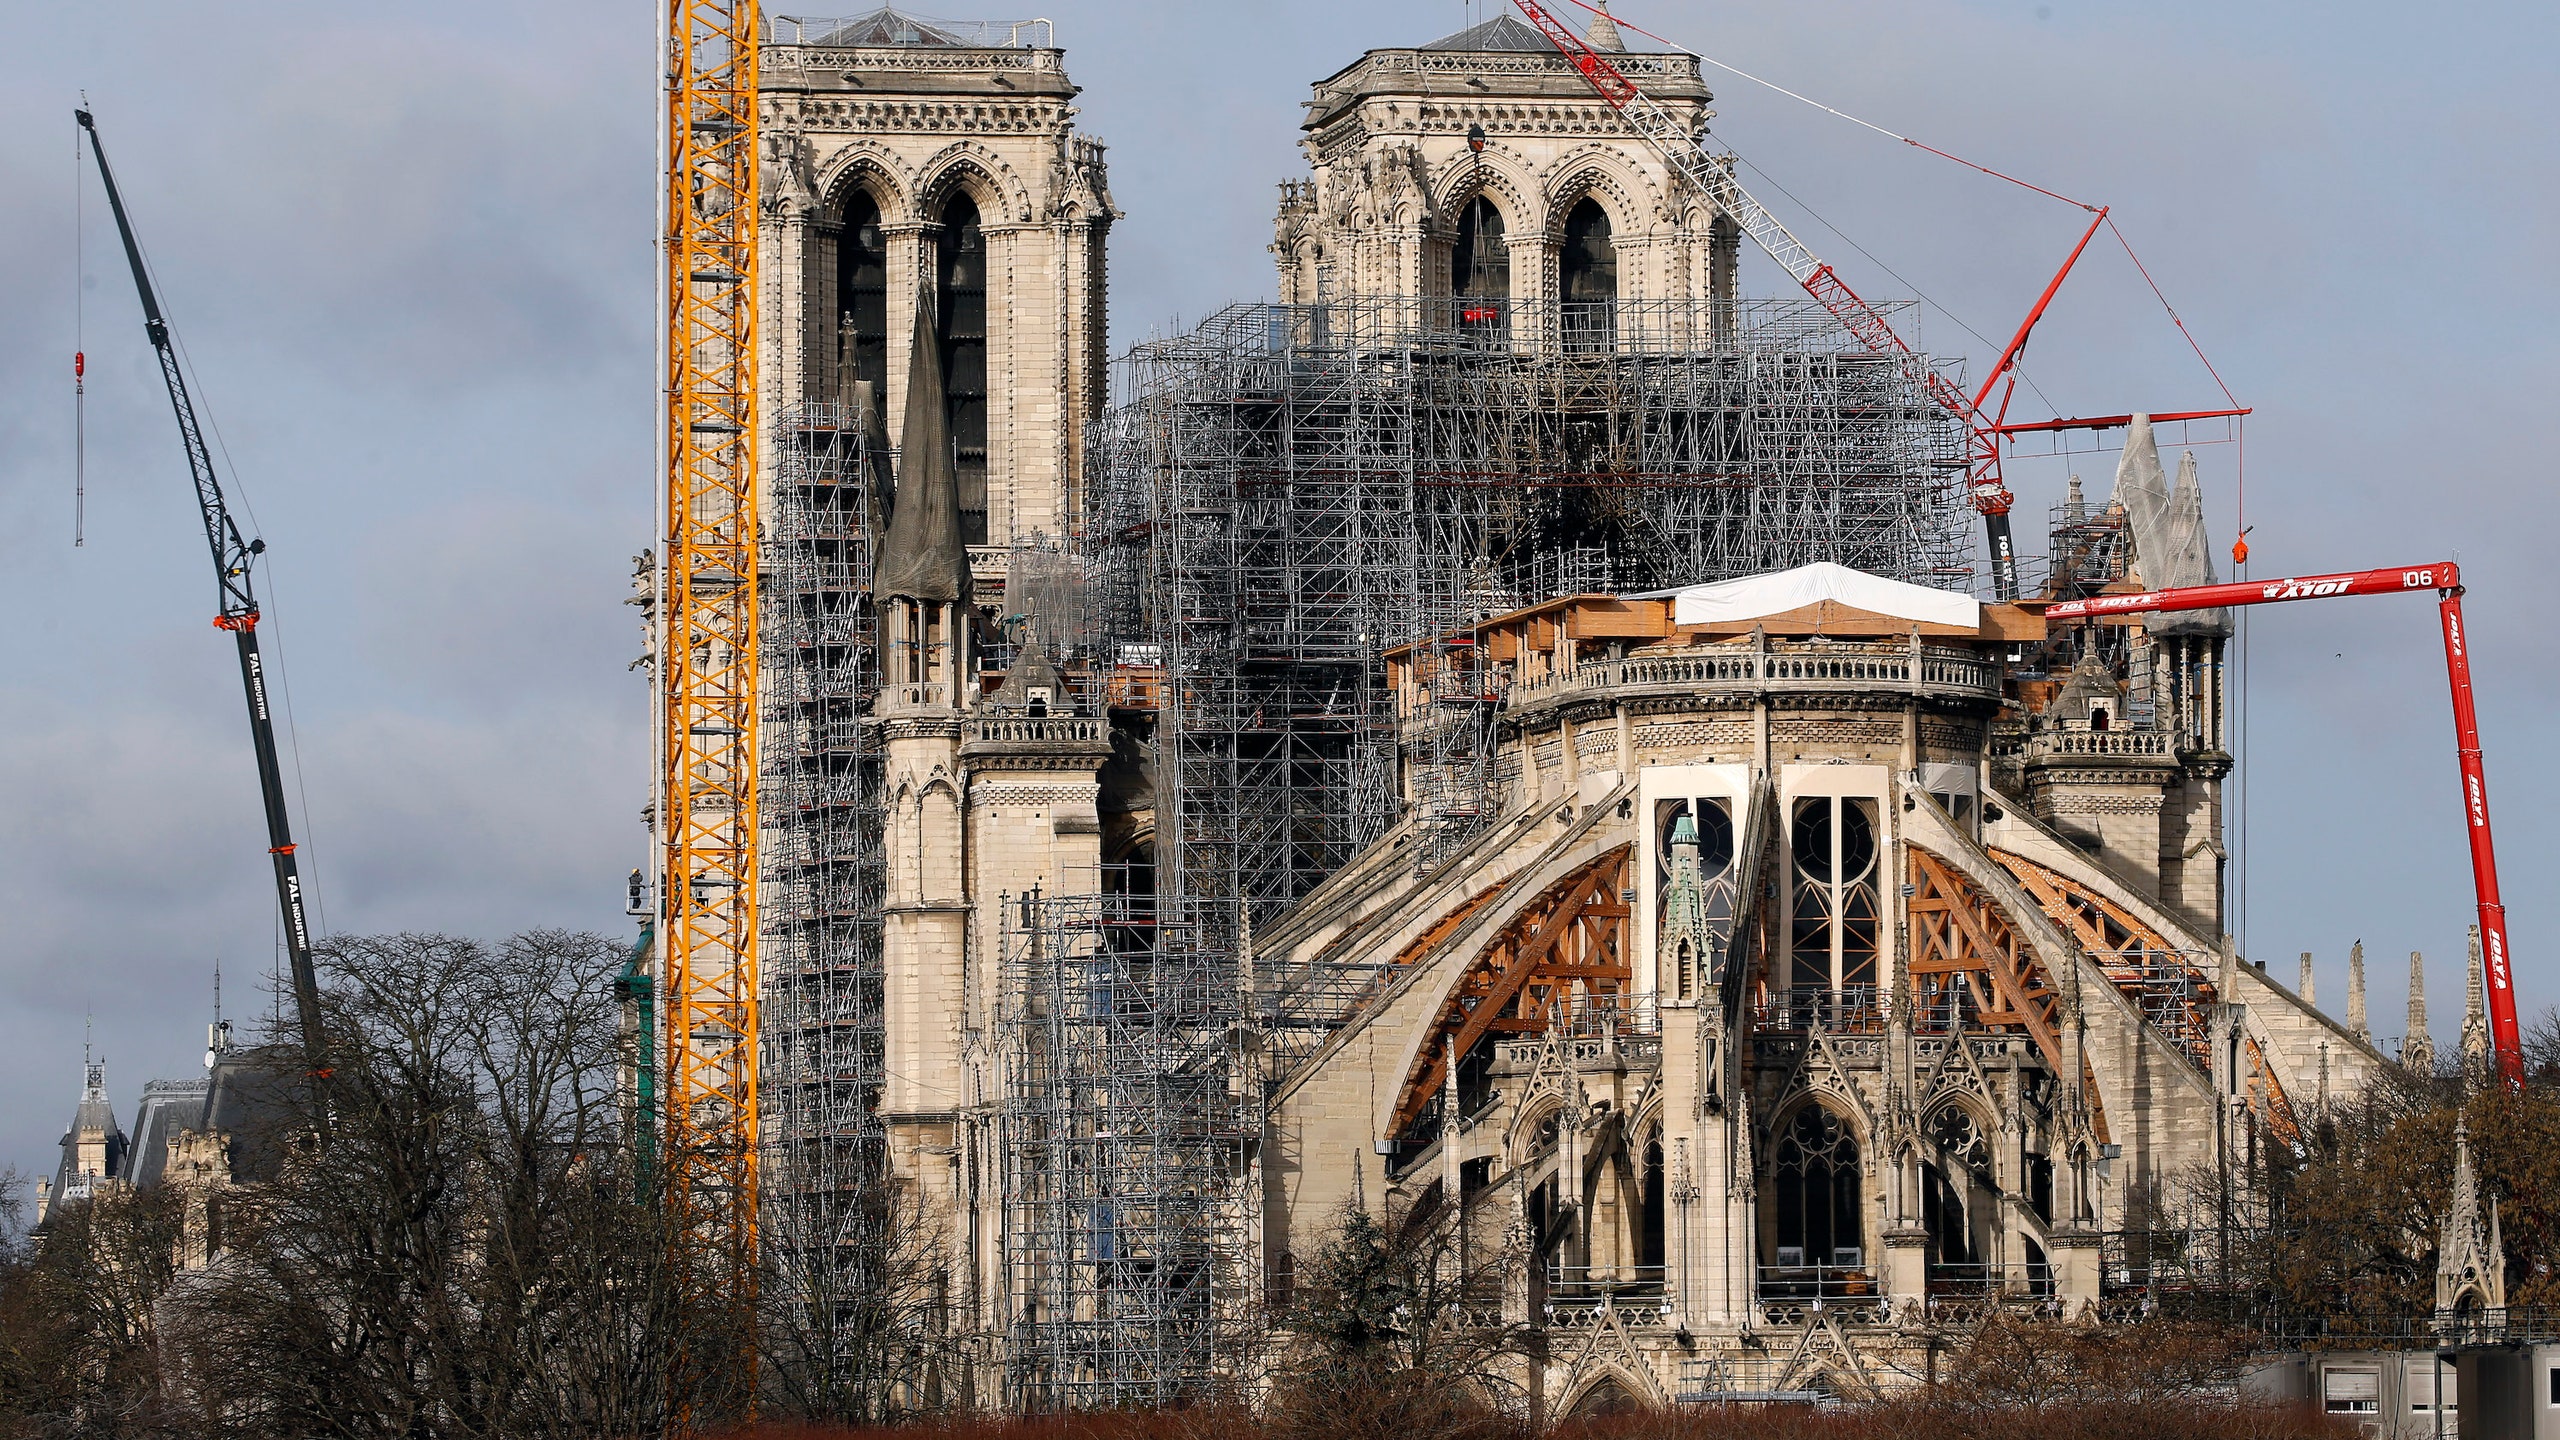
[
  {"xmin": 1755, "ymin": 1262, "xmax": 1880, "ymax": 1300},
  {"xmin": 1927, "ymin": 1262, "xmax": 2057, "ymax": 1297},
  {"xmin": 768, "ymin": 14, "xmax": 1053, "ymax": 48},
  {"xmin": 1752, "ymin": 985, "xmax": 1883, "ymax": 1033}
]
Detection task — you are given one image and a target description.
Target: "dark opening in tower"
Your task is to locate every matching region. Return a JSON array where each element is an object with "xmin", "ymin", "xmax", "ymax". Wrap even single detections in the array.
[
  {"xmin": 837, "ymin": 190, "xmax": 889, "ymax": 410},
  {"xmin": 1452, "ymin": 194, "xmax": 1509, "ymax": 332},
  {"xmin": 936, "ymin": 194, "xmax": 990, "ymax": 546},
  {"xmin": 1560, "ymin": 197, "xmax": 1617, "ymax": 351}
]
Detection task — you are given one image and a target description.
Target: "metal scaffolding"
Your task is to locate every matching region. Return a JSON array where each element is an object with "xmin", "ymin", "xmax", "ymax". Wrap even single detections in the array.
[
  {"xmin": 760, "ymin": 397, "xmax": 893, "ymax": 1381},
  {"xmin": 978, "ymin": 293, "xmax": 1971, "ymax": 1406},
  {"xmin": 1001, "ymin": 892, "xmax": 1254, "ymax": 1409},
  {"xmin": 1089, "ymin": 293, "xmax": 1967, "ymax": 892},
  {"xmin": 755, "ymin": 294, "xmax": 1968, "ymax": 1409}
]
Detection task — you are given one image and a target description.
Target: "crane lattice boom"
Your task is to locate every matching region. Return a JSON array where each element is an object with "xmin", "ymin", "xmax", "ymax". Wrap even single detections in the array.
[{"xmin": 663, "ymin": 0, "xmax": 762, "ymax": 1414}]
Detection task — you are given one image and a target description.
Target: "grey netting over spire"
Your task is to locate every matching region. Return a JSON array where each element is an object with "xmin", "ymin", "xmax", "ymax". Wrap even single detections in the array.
[
  {"xmin": 2111, "ymin": 415, "xmax": 2228, "ymax": 635},
  {"xmin": 2111, "ymin": 414, "xmax": 2172, "ymax": 559},
  {"xmin": 872, "ymin": 287, "xmax": 972, "ymax": 604}
]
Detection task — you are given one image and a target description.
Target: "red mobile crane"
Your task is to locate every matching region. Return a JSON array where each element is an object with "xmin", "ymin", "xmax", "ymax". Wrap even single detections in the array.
[
  {"xmin": 76, "ymin": 108, "xmax": 328, "ymax": 1080},
  {"xmin": 2046, "ymin": 564, "xmax": 2523, "ymax": 1087},
  {"xmin": 1509, "ymin": 0, "xmax": 2246, "ymax": 602}
]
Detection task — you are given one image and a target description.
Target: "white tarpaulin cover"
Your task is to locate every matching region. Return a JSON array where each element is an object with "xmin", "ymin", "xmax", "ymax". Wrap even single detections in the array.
[
  {"xmin": 1666, "ymin": 561, "xmax": 1979, "ymax": 629},
  {"xmin": 2112, "ymin": 414, "xmax": 2230, "ymax": 636}
]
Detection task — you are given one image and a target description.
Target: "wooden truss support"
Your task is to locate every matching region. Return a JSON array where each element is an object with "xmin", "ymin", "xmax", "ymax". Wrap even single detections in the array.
[
  {"xmin": 1906, "ymin": 847, "xmax": 2109, "ymax": 1143},
  {"xmin": 1992, "ymin": 849, "xmax": 2299, "ymax": 1148},
  {"xmin": 1391, "ymin": 845, "xmax": 1633, "ymax": 1139}
]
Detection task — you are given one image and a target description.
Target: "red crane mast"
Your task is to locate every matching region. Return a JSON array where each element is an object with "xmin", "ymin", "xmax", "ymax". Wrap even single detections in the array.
[{"xmin": 2047, "ymin": 564, "xmax": 2522, "ymax": 1086}]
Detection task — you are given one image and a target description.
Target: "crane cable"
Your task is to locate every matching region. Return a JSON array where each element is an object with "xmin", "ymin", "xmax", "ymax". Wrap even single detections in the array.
[{"xmin": 1552, "ymin": 0, "xmax": 2259, "ymax": 943}]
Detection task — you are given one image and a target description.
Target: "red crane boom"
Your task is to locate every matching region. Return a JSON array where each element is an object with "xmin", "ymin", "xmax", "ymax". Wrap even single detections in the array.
[
  {"xmin": 1509, "ymin": 0, "xmax": 2246, "ymax": 601},
  {"xmin": 2047, "ymin": 563, "xmax": 2522, "ymax": 1086}
]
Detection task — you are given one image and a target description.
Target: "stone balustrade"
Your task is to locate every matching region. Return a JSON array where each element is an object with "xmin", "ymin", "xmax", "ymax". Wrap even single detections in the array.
[{"xmin": 1493, "ymin": 639, "xmax": 2001, "ymax": 713}]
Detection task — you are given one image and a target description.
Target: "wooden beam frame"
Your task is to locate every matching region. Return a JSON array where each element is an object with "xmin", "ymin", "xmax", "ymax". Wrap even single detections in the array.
[{"xmin": 1390, "ymin": 845, "xmax": 1633, "ymax": 1140}]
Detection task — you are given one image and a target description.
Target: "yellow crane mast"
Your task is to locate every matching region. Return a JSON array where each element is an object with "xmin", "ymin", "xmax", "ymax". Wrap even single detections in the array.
[{"xmin": 662, "ymin": 0, "xmax": 760, "ymax": 1409}]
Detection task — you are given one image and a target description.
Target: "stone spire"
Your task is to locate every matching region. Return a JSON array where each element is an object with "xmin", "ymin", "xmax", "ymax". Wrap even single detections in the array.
[
  {"xmin": 1584, "ymin": 1, "xmax": 1628, "ymax": 51},
  {"xmin": 872, "ymin": 285, "xmax": 971, "ymax": 606},
  {"xmin": 2347, "ymin": 940, "xmax": 2370, "ymax": 1045},
  {"xmin": 2435, "ymin": 1116, "xmax": 2506, "ymax": 1319},
  {"xmin": 2298, "ymin": 951, "xmax": 2315, "ymax": 1006},
  {"xmin": 2461, "ymin": 924, "xmax": 2492, "ymax": 1081},
  {"xmin": 1660, "ymin": 809, "xmax": 1713, "ymax": 1000},
  {"xmin": 2403, "ymin": 951, "xmax": 2436, "ymax": 1074}
]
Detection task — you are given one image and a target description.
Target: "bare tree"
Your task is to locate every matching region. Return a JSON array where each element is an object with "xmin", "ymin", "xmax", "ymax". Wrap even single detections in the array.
[
  {"xmin": 160, "ymin": 931, "xmax": 696, "ymax": 1438},
  {"xmin": 0, "ymin": 1171, "xmax": 184, "ymax": 1438},
  {"xmin": 1268, "ymin": 1194, "xmax": 1538, "ymax": 1440}
]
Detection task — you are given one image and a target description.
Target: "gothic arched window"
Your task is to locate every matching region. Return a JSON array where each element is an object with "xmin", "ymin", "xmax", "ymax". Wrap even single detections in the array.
[
  {"xmin": 936, "ymin": 193, "xmax": 990, "ymax": 546},
  {"xmin": 836, "ymin": 189, "xmax": 889, "ymax": 411},
  {"xmin": 1772, "ymin": 1105, "xmax": 1862, "ymax": 1269},
  {"xmin": 1560, "ymin": 196, "xmax": 1618, "ymax": 350},
  {"xmin": 1922, "ymin": 1105, "xmax": 1987, "ymax": 1272},
  {"xmin": 1788, "ymin": 796, "xmax": 1882, "ymax": 1008},
  {"xmin": 1452, "ymin": 195, "xmax": 1510, "ymax": 327}
]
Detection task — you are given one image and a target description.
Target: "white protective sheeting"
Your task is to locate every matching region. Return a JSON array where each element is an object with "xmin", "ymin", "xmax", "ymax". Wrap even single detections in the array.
[
  {"xmin": 1667, "ymin": 561, "xmax": 1979, "ymax": 629},
  {"xmin": 2110, "ymin": 414, "xmax": 2230, "ymax": 636}
]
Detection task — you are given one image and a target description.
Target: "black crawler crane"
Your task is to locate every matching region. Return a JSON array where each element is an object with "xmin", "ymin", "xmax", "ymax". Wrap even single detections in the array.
[{"xmin": 76, "ymin": 107, "xmax": 326, "ymax": 1084}]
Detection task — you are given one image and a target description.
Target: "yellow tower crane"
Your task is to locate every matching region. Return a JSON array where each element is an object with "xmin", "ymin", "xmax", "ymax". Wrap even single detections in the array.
[{"xmin": 662, "ymin": 0, "xmax": 760, "ymax": 1415}]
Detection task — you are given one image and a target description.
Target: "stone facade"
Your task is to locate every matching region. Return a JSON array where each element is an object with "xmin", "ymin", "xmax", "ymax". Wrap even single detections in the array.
[
  {"xmin": 759, "ymin": 16, "xmax": 1112, "ymax": 584},
  {"xmin": 737, "ymin": 9, "xmax": 2420, "ymax": 1415},
  {"xmin": 1273, "ymin": 14, "xmax": 1737, "ymax": 311}
]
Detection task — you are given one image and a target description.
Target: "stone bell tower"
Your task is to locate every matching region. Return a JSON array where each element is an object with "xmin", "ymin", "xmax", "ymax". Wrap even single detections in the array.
[
  {"xmin": 1273, "ymin": 8, "xmax": 1738, "ymax": 312},
  {"xmin": 872, "ymin": 289, "xmax": 976, "ymax": 1195},
  {"xmin": 760, "ymin": 11, "xmax": 1114, "ymax": 581}
]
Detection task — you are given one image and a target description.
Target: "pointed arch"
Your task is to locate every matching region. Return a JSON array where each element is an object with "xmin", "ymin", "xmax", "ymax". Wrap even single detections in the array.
[
  {"xmin": 1390, "ymin": 844, "xmax": 1633, "ymax": 1141},
  {"xmin": 816, "ymin": 147, "xmax": 914, "ymax": 225},
  {"xmin": 914, "ymin": 143, "xmax": 1032, "ymax": 224}
]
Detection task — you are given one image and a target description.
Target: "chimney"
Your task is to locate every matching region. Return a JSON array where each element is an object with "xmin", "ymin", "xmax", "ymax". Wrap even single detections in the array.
[{"xmin": 2298, "ymin": 951, "xmax": 2315, "ymax": 1005}]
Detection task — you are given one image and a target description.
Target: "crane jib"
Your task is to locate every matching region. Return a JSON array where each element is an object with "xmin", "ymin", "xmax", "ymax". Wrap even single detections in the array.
[{"xmin": 78, "ymin": 106, "xmax": 331, "ymax": 1092}]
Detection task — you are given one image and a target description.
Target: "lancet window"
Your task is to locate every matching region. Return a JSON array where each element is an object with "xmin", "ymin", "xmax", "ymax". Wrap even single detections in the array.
[
  {"xmin": 935, "ymin": 194, "xmax": 989, "ymax": 546},
  {"xmin": 1922, "ymin": 1105, "xmax": 1987, "ymax": 1273},
  {"xmin": 1771, "ymin": 1105, "xmax": 1862, "ymax": 1269},
  {"xmin": 1656, "ymin": 797, "xmax": 1737, "ymax": 1002},
  {"xmin": 1452, "ymin": 195, "xmax": 1509, "ymax": 333},
  {"xmin": 836, "ymin": 189, "xmax": 889, "ymax": 408},
  {"xmin": 1560, "ymin": 197, "xmax": 1617, "ymax": 350},
  {"xmin": 1787, "ymin": 796, "xmax": 1882, "ymax": 1010}
]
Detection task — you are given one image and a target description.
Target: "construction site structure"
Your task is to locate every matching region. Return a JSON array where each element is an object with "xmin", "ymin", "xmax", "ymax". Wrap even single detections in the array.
[
  {"xmin": 749, "ymin": 9, "xmax": 1115, "ymax": 1399},
  {"xmin": 726, "ymin": 7, "xmax": 2484, "ymax": 1418},
  {"xmin": 661, "ymin": 0, "xmax": 764, "ymax": 1410}
]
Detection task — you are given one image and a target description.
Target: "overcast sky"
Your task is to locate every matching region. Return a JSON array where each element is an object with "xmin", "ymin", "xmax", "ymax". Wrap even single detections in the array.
[{"xmin": 5, "ymin": 1, "xmax": 2554, "ymax": 1173}]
